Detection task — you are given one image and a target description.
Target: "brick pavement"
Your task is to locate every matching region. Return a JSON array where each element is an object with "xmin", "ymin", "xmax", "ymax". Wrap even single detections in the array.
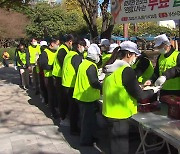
[
  {"xmin": 0, "ymin": 67, "xmax": 102, "ymax": 154},
  {"xmin": 1, "ymin": 66, "xmax": 161, "ymax": 154}
]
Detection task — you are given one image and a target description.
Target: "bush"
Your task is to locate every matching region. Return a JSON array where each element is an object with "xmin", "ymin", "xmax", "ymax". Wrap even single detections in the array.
[{"xmin": 0, "ymin": 47, "xmax": 16, "ymax": 63}]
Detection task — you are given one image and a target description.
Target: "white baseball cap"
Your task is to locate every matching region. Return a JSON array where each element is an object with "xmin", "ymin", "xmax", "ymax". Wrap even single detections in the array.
[
  {"xmin": 40, "ymin": 41, "xmax": 48, "ymax": 46},
  {"xmin": 84, "ymin": 39, "xmax": 90, "ymax": 48},
  {"xmin": 87, "ymin": 44, "xmax": 101, "ymax": 55},
  {"xmin": 108, "ymin": 43, "xmax": 119, "ymax": 53},
  {"xmin": 154, "ymin": 34, "xmax": 170, "ymax": 47},
  {"xmin": 120, "ymin": 41, "xmax": 141, "ymax": 56},
  {"xmin": 100, "ymin": 39, "xmax": 110, "ymax": 46}
]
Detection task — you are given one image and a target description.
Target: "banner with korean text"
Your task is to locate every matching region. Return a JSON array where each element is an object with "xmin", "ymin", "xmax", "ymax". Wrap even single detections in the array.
[{"xmin": 111, "ymin": 0, "xmax": 180, "ymax": 24}]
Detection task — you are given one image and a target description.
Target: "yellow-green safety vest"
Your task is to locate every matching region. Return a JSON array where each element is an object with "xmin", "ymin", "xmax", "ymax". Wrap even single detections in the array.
[
  {"xmin": 102, "ymin": 52, "xmax": 111, "ymax": 66},
  {"xmin": 73, "ymin": 59, "xmax": 100, "ymax": 102},
  {"xmin": 102, "ymin": 65, "xmax": 137, "ymax": 119},
  {"xmin": 132, "ymin": 57, "xmax": 154, "ymax": 84},
  {"xmin": 43, "ymin": 48, "xmax": 56, "ymax": 77},
  {"xmin": 28, "ymin": 45, "xmax": 41, "ymax": 64},
  {"xmin": 158, "ymin": 50, "xmax": 180, "ymax": 90},
  {"xmin": 52, "ymin": 44, "xmax": 69, "ymax": 77},
  {"xmin": 62, "ymin": 51, "xmax": 78, "ymax": 88},
  {"xmin": 83, "ymin": 51, "xmax": 88, "ymax": 59},
  {"xmin": 17, "ymin": 51, "xmax": 26, "ymax": 66}
]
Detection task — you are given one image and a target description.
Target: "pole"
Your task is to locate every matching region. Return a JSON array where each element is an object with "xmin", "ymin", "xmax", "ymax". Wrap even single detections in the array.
[
  {"xmin": 123, "ymin": 23, "xmax": 128, "ymax": 40},
  {"xmin": 178, "ymin": 19, "xmax": 180, "ymax": 51}
]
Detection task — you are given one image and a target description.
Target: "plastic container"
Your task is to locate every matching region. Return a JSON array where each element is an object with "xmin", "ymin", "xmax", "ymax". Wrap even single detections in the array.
[{"xmin": 160, "ymin": 95, "xmax": 180, "ymax": 119}]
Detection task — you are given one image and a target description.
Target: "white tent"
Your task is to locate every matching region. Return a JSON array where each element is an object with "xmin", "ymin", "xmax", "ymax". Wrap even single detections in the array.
[{"xmin": 158, "ymin": 20, "xmax": 176, "ymax": 29}]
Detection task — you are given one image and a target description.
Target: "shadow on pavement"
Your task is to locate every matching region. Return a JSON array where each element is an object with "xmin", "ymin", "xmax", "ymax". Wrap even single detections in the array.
[
  {"xmin": 0, "ymin": 66, "xmax": 142, "ymax": 154},
  {"xmin": 0, "ymin": 66, "xmax": 20, "ymax": 85}
]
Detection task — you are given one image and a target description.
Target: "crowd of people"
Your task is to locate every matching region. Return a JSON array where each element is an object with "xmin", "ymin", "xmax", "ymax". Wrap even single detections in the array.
[{"xmin": 13, "ymin": 33, "xmax": 180, "ymax": 154}]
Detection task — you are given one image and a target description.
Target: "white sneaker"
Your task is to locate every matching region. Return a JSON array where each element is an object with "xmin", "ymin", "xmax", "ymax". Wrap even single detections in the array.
[{"xmin": 60, "ymin": 118, "xmax": 70, "ymax": 127}]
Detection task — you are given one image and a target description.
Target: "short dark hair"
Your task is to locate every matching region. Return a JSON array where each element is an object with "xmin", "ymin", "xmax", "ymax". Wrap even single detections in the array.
[
  {"xmin": 64, "ymin": 34, "xmax": 74, "ymax": 42},
  {"xmin": 48, "ymin": 38, "xmax": 59, "ymax": 44}
]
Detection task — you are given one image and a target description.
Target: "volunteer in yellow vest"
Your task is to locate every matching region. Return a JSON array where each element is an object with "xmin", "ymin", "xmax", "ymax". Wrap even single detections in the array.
[
  {"xmin": 73, "ymin": 44, "xmax": 102, "ymax": 146},
  {"xmin": 37, "ymin": 41, "xmax": 48, "ymax": 105},
  {"xmin": 52, "ymin": 34, "xmax": 74, "ymax": 122},
  {"xmin": 144, "ymin": 34, "xmax": 180, "ymax": 96},
  {"xmin": 100, "ymin": 39, "xmax": 111, "ymax": 66},
  {"xmin": 62, "ymin": 38, "xmax": 85, "ymax": 135},
  {"xmin": 132, "ymin": 52, "xmax": 154, "ymax": 84},
  {"xmin": 102, "ymin": 41, "xmax": 160, "ymax": 154},
  {"xmin": 39, "ymin": 38, "xmax": 60, "ymax": 119},
  {"xmin": 28, "ymin": 38, "xmax": 41, "ymax": 94},
  {"xmin": 16, "ymin": 41, "xmax": 30, "ymax": 90}
]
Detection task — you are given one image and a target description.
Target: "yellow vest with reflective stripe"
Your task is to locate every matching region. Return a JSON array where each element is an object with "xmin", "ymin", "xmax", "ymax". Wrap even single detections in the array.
[
  {"xmin": 132, "ymin": 57, "xmax": 154, "ymax": 84},
  {"xmin": 28, "ymin": 45, "xmax": 41, "ymax": 64},
  {"xmin": 73, "ymin": 59, "xmax": 100, "ymax": 102},
  {"xmin": 17, "ymin": 51, "xmax": 26, "ymax": 66},
  {"xmin": 62, "ymin": 51, "xmax": 78, "ymax": 88},
  {"xmin": 52, "ymin": 44, "xmax": 69, "ymax": 77},
  {"xmin": 102, "ymin": 52, "xmax": 111, "ymax": 66},
  {"xmin": 158, "ymin": 50, "xmax": 180, "ymax": 90},
  {"xmin": 102, "ymin": 65, "xmax": 137, "ymax": 119},
  {"xmin": 43, "ymin": 48, "xmax": 56, "ymax": 77}
]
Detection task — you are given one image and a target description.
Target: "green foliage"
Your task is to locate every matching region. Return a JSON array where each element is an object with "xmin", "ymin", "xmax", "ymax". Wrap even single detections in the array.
[
  {"xmin": 0, "ymin": 47, "xmax": 16, "ymax": 62},
  {"xmin": 112, "ymin": 22, "xmax": 177, "ymax": 37},
  {"xmin": 26, "ymin": 3, "xmax": 88, "ymax": 39}
]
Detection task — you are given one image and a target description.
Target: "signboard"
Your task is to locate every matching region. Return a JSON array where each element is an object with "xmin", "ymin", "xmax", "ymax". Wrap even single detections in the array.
[{"xmin": 111, "ymin": 0, "xmax": 180, "ymax": 24}]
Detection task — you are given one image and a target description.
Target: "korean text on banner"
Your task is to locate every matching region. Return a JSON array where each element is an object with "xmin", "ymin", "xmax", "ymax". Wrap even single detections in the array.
[{"xmin": 111, "ymin": 0, "xmax": 180, "ymax": 24}]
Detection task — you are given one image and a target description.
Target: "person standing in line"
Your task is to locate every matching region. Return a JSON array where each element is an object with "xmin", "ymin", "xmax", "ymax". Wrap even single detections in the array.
[
  {"xmin": 39, "ymin": 38, "xmax": 60, "ymax": 119},
  {"xmin": 2, "ymin": 51, "xmax": 10, "ymax": 67},
  {"xmin": 52, "ymin": 34, "xmax": 74, "ymax": 123},
  {"xmin": 62, "ymin": 38, "xmax": 85, "ymax": 135},
  {"xmin": 144, "ymin": 34, "xmax": 180, "ymax": 96},
  {"xmin": 132, "ymin": 52, "xmax": 154, "ymax": 84},
  {"xmin": 37, "ymin": 41, "xmax": 48, "ymax": 104},
  {"xmin": 16, "ymin": 41, "xmax": 30, "ymax": 90},
  {"xmin": 102, "ymin": 41, "xmax": 160, "ymax": 154},
  {"xmin": 73, "ymin": 44, "xmax": 102, "ymax": 146},
  {"xmin": 100, "ymin": 39, "xmax": 111, "ymax": 66},
  {"xmin": 28, "ymin": 38, "xmax": 41, "ymax": 94}
]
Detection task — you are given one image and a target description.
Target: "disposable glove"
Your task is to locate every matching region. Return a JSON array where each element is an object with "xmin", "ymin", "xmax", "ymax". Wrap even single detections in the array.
[
  {"xmin": 143, "ymin": 86, "xmax": 161, "ymax": 93},
  {"xmin": 154, "ymin": 76, "xmax": 166, "ymax": 87},
  {"xmin": 14, "ymin": 66, "xmax": 17, "ymax": 70}
]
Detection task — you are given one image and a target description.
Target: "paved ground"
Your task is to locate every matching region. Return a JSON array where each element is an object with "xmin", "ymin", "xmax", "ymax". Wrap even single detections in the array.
[
  {"xmin": 0, "ymin": 66, "xmax": 104, "ymax": 154},
  {"xmin": 0, "ymin": 66, "xmax": 159, "ymax": 154}
]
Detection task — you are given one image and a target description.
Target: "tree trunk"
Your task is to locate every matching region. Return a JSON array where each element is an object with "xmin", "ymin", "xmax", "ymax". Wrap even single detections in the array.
[{"xmin": 100, "ymin": 0, "xmax": 114, "ymax": 40}]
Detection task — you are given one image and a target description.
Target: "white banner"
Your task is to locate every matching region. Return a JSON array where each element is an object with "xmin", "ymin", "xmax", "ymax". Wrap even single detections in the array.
[{"xmin": 111, "ymin": 0, "xmax": 180, "ymax": 24}]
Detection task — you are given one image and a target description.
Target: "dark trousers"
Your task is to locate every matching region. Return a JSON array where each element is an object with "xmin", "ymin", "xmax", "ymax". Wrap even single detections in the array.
[
  {"xmin": 3, "ymin": 59, "xmax": 9, "ymax": 67},
  {"xmin": 53, "ymin": 77, "xmax": 63, "ymax": 117},
  {"xmin": 60, "ymin": 86, "xmax": 69, "ymax": 120},
  {"xmin": 68, "ymin": 88, "xmax": 79, "ymax": 132},
  {"xmin": 106, "ymin": 118, "xmax": 129, "ymax": 154},
  {"xmin": 44, "ymin": 77, "xmax": 57, "ymax": 115},
  {"xmin": 39, "ymin": 72, "xmax": 48, "ymax": 104},
  {"xmin": 30, "ymin": 65, "xmax": 39, "ymax": 92},
  {"xmin": 78, "ymin": 100, "xmax": 98, "ymax": 144}
]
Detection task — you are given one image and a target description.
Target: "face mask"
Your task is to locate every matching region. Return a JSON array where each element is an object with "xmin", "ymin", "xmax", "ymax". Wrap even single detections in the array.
[
  {"xmin": 79, "ymin": 46, "xmax": 85, "ymax": 53},
  {"xmin": 32, "ymin": 41, "xmax": 37, "ymax": 46},
  {"xmin": 53, "ymin": 45, "xmax": 59, "ymax": 50},
  {"xmin": 130, "ymin": 58, "xmax": 136, "ymax": 66},
  {"xmin": 159, "ymin": 48, "xmax": 167, "ymax": 54}
]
